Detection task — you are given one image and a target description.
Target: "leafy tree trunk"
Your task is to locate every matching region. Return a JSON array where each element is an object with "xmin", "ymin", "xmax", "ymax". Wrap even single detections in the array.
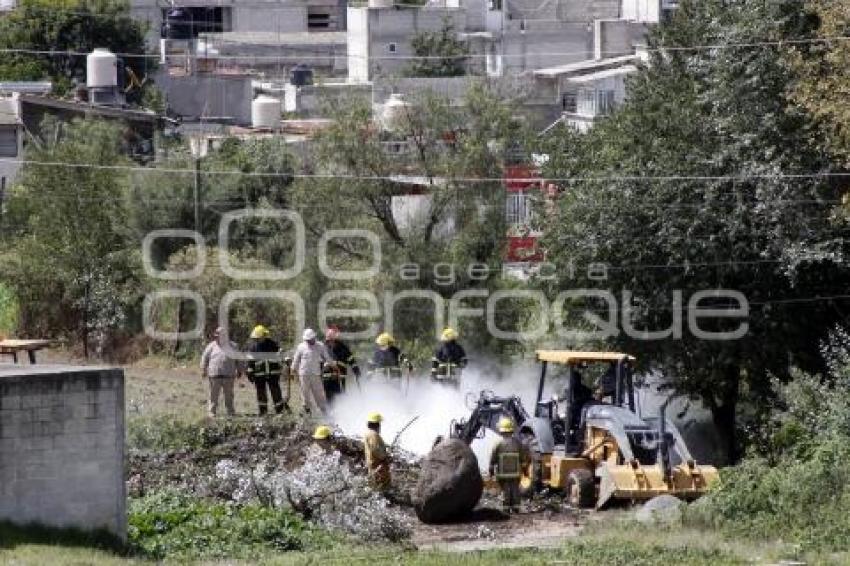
[{"xmin": 710, "ymin": 366, "xmax": 741, "ymax": 464}]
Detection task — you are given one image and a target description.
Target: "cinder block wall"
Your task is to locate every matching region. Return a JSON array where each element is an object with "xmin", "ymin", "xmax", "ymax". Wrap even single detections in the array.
[{"xmin": 0, "ymin": 366, "xmax": 126, "ymax": 539}]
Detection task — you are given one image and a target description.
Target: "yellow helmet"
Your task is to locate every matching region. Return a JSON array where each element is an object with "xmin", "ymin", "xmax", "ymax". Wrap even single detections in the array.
[
  {"xmin": 440, "ymin": 327, "xmax": 458, "ymax": 342},
  {"xmin": 250, "ymin": 325, "xmax": 270, "ymax": 339},
  {"xmin": 375, "ymin": 332, "xmax": 394, "ymax": 347},
  {"xmin": 367, "ymin": 411, "xmax": 383, "ymax": 424},
  {"xmin": 312, "ymin": 425, "xmax": 332, "ymax": 440},
  {"xmin": 497, "ymin": 417, "xmax": 514, "ymax": 433}
]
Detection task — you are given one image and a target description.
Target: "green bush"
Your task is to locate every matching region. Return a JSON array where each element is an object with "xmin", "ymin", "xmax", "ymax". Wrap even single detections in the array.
[
  {"xmin": 127, "ymin": 418, "xmax": 208, "ymax": 452},
  {"xmin": 128, "ymin": 489, "xmax": 313, "ymax": 560},
  {"xmin": 0, "ymin": 282, "xmax": 19, "ymax": 336},
  {"xmin": 689, "ymin": 359, "xmax": 850, "ymax": 552}
]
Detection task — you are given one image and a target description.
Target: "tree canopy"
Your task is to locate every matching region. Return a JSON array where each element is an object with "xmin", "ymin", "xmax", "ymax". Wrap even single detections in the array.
[
  {"xmin": 0, "ymin": 0, "xmax": 149, "ymax": 95},
  {"xmin": 406, "ymin": 19, "xmax": 469, "ymax": 78},
  {"xmin": 540, "ymin": 0, "xmax": 850, "ymax": 460}
]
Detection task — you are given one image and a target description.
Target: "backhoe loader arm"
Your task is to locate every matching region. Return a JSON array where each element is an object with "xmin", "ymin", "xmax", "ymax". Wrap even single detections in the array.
[{"xmin": 450, "ymin": 392, "xmax": 530, "ymax": 445}]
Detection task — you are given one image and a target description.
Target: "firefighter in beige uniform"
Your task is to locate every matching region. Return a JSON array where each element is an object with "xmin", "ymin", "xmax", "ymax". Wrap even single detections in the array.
[
  {"xmin": 290, "ymin": 328, "xmax": 331, "ymax": 415},
  {"xmin": 364, "ymin": 412, "xmax": 391, "ymax": 492},
  {"xmin": 489, "ymin": 417, "xmax": 529, "ymax": 513},
  {"xmin": 200, "ymin": 326, "xmax": 244, "ymax": 417}
]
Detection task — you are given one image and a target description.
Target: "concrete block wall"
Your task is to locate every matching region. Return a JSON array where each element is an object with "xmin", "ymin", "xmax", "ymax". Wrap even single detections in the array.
[{"xmin": 0, "ymin": 366, "xmax": 126, "ymax": 539}]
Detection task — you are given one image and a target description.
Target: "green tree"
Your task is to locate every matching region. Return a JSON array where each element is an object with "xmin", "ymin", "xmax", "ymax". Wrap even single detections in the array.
[
  {"xmin": 407, "ymin": 19, "xmax": 469, "ymax": 78},
  {"xmin": 791, "ymin": 0, "xmax": 850, "ymax": 167},
  {"xmin": 541, "ymin": 0, "xmax": 850, "ymax": 461},
  {"xmin": 288, "ymin": 84, "xmax": 533, "ymax": 357},
  {"xmin": 1, "ymin": 119, "xmax": 139, "ymax": 356},
  {"xmin": 127, "ymin": 136, "xmax": 297, "ymax": 268},
  {"xmin": 0, "ymin": 0, "xmax": 149, "ymax": 95}
]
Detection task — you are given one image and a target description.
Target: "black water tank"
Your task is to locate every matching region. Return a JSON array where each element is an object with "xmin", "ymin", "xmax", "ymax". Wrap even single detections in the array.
[
  {"xmin": 162, "ymin": 8, "xmax": 193, "ymax": 40},
  {"xmin": 290, "ymin": 64, "xmax": 314, "ymax": 87}
]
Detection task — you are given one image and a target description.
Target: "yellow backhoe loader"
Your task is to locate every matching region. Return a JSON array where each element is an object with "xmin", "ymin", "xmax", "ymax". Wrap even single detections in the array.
[{"xmin": 449, "ymin": 350, "xmax": 719, "ymax": 508}]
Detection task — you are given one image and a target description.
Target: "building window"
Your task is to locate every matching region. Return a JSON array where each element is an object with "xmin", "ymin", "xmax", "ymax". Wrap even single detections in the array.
[
  {"xmin": 561, "ymin": 92, "xmax": 577, "ymax": 113},
  {"xmin": 0, "ymin": 126, "xmax": 18, "ymax": 157},
  {"xmin": 387, "ymin": 43, "xmax": 397, "ymax": 53},
  {"xmin": 506, "ymin": 192, "xmax": 532, "ymax": 225},
  {"xmin": 577, "ymin": 89, "xmax": 616, "ymax": 116},
  {"xmin": 308, "ymin": 9, "xmax": 331, "ymax": 30}
]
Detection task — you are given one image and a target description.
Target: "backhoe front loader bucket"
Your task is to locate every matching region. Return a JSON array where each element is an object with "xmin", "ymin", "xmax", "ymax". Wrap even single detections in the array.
[{"xmin": 596, "ymin": 462, "xmax": 719, "ymax": 508}]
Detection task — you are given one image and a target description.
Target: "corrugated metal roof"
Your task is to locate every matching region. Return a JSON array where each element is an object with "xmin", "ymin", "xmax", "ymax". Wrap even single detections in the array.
[
  {"xmin": 0, "ymin": 82, "xmax": 52, "ymax": 95},
  {"xmin": 532, "ymin": 55, "xmax": 637, "ymax": 79},
  {"xmin": 200, "ymin": 31, "xmax": 347, "ymax": 47},
  {"xmin": 567, "ymin": 65, "xmax": 638, "ymax": 83}
]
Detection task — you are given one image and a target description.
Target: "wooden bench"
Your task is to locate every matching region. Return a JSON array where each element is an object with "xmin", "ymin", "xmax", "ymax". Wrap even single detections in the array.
[{"xmin": 0, "ymin": 339, "xmax": 51, "ymax": 364}]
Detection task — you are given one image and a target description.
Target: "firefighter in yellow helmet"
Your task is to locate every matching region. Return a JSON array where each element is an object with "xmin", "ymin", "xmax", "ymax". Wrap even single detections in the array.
[
  {"xmin": 489, "ymin": 417, "xmax": 529, "ymax": 514},
  {"xmin": 245, "ymin": 325, "xmax": 288, "ymax": 415},
  {"xmin": 364, "ymin": 412, "xmax": 391, "ymax": 492},
  {"xmin": 431, "ymin": 327, "xmax": 468, "ymax": 383},
  {"xmin": 312, "ymin": 424, "xmax": 333, "ymax": 452},
  {"xmin": 369, "ymin": 332, "xmax": 412, "ymax": 380}
]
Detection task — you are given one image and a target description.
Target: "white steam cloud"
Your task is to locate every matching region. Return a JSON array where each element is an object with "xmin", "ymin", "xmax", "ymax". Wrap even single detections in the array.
[
  {"xmin": 328, "ymin": 361, "xmax": 724, "ymax": 467},
  {"xmin": 328, "ymin": 360, "xmax": 549, "ymax": 467}
]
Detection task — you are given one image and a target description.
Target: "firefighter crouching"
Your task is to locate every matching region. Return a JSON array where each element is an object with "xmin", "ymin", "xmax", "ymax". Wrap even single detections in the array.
[
  {"xmin": 322, "ymin": 325, "xmax": 361, "ymax": 401},
  {"xmin": 245, "ymin": 325, "xmax": 288, "ymax": 415},
  {"xmin": 369, "ymin": 333, "xmax": 412, "ymax": 380},
  {"xmin": 489, "ymin": 417, "xmax": 529, "ymax": 514},
  {"xmin": 431, "ymin": 327, "xmax": 468, "ymax": 383},
  {"xmin": 364, "ymin": 412, "xmax": 391, "ymax": 492}
]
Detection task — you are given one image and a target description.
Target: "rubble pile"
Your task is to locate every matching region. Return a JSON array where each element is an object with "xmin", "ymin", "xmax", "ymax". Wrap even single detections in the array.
[
  {"xmin": 214, "ymin": 448, "xmax": 413, "ymax": 541},
  {"xmin": 128, "ymin": 418, "xmax": 420, "ymax": 538}
]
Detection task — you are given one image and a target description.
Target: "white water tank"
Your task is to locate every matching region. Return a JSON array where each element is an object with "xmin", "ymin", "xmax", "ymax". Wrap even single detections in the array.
[
  {"xmin": 380, "ymin": 93, "xmax": 411, "ymax": 131},
  {"xmin": 86, "ymin": 48, "xmax": 118, "ymax": 89},
  {"xmin": 251, "ymin": 95, "xmax": 281, "ymax": 129}
]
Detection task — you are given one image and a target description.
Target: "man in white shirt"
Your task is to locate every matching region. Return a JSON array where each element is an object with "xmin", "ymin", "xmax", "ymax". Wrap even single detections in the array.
[
  {"xmin": 200, "ymin": 327, "xmax": 244, "ymax": 417},
  {"xmin": 290, "ymin": 328, "xmax": 331, "ymax": 415}
]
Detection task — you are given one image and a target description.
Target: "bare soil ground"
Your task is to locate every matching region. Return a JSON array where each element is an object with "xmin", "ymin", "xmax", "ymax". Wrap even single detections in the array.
[{"xmin": 410, "ymin": 503, "xmax": 585, "ymax": 552}]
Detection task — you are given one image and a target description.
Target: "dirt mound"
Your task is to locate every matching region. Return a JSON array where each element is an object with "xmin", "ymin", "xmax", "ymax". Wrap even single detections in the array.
[{"xmin": 413, "ymin": 438, "xmax": 483, "ymax": 523}]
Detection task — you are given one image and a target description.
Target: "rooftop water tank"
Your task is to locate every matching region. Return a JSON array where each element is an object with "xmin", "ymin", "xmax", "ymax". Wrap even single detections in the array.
[
  {"xmin": 86, "ymin": 48, "xmax": 118, "ymax": 89},
  {"xmin": 289, "ymin": 64, "xmax": 314, "ymax": 87},
  {"xmin": 380, "ymin": 93, "xmax": 411, "ymax": 131},
  {"xmin": 251, "ymin": 95, "xmax": 281, "ymax": 129}
]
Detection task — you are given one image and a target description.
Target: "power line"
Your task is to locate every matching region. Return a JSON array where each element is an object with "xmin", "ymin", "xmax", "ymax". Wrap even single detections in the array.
[{"xmin": 3, "ymin": 157, "xmax": 850, "ymax": 183}]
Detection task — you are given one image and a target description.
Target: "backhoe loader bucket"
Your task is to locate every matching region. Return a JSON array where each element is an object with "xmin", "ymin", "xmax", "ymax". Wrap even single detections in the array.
[{"xmin": 596, "ymin": 462, "xmax": 719, "ymax": 508}]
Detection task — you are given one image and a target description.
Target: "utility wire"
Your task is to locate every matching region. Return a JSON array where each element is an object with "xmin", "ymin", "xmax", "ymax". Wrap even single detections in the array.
[{"xmin": 2, "ymin": 157, "xmax": 850, "ymax": 183}]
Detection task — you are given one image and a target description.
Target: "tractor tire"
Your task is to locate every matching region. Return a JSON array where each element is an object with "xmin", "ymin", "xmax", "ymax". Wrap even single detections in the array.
[{"xmin": 566, "ymin": 469, "xmax": 595, "ymax": 509}]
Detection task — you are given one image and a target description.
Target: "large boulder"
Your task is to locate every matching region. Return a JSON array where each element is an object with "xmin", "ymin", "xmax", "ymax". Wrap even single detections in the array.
[
  {"xmin": 413, "ymin": 438, "xmax": 483, "ymax": 523},
  {"xmin": 635, "ymin": 494, "xmax": 685, "ymax": 524}
]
